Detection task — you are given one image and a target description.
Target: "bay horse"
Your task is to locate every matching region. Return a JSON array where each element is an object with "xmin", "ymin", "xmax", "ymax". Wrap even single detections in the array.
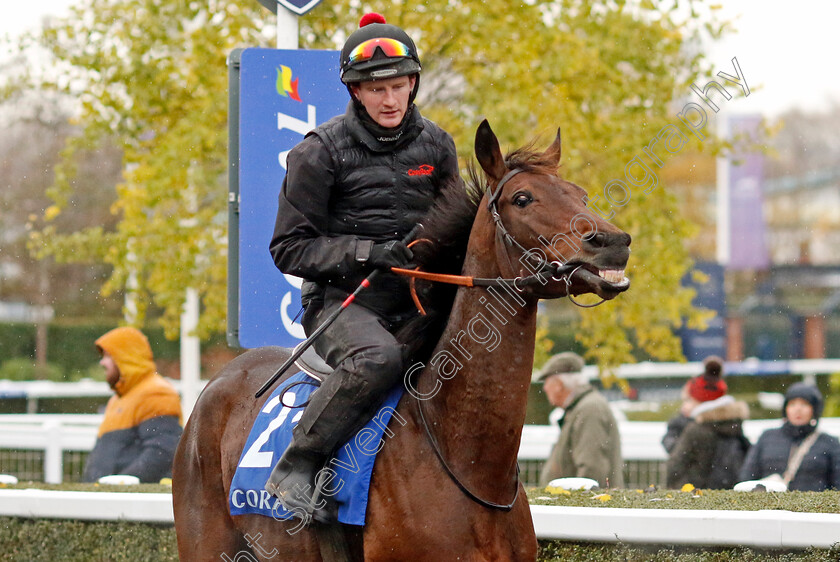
[{"xmin": 173, "ymin": 120, "xmax": 631, "ymax": 561}]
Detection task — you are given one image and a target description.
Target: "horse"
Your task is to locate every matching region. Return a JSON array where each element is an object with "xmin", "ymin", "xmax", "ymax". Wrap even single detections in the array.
[{"xmin": 173, "ymin": 119, "xmax": 631, "ymax": 561}]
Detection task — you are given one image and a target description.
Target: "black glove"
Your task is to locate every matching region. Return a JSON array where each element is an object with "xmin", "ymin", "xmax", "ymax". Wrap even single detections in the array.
[{"xmin": 368, "ymin": 240, "xmax": 413, "ymax": 269}]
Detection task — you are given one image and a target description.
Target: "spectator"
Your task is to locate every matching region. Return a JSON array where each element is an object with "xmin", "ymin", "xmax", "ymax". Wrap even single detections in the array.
[
  {"xmin": 662, "ymin": 355, "xmax": 727, "ymax": 454},
  {"xmin": 535, "ymin": 352, "xmax": 624, "ymax": 488},
  {"xmin": 665, "ymin": 395, "xmax": 751, "ymax": 489},
  {"xmin": 738, "ymin": 383, "xmax": 840, "ymax": 491},
  {"xmin": 83, "ymin": 327, "xmax": 183, "ymax": 483}
]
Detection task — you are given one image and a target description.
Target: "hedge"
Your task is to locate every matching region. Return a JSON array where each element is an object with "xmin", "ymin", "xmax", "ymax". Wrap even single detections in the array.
[
  {"xmin": 1, "ymin": 518, "xmax": 837, "ymax": 562},
  {"xmin": 2, "ymin": 484, "xmax": 840, "ymax": 561},
  {"xmin": 0, "ymin": 518, "xmax": 178, "ymax": 562}
]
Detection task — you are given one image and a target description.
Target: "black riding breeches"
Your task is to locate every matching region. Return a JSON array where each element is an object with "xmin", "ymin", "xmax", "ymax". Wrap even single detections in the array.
[{"xmin": 293, "ymin": 288, "xmax": 411, "ymax": 454}]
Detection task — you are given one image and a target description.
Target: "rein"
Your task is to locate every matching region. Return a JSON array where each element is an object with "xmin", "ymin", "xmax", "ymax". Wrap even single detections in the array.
[{"xmin": 415, "ymin": 389, "xmax": 520, "ymax": 511}]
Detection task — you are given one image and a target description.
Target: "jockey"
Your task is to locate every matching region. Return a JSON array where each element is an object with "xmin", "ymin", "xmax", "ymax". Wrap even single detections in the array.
[{"xmin": 265, "ymin": 13, "xmax": 459, "ymax": 521}]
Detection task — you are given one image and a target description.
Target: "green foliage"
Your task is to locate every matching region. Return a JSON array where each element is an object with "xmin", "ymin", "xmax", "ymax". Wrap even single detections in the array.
[
  {"xmin": 538, "ymin": 542, "xmax": 840, "ymax": 562},
  {"xmin": 0, "ymin": 321, "xmax": 181, "ymax": 380},
  {"xmin": 0, "ymin": 323, "xmax": 36, "ymax": 359},
  {"xmin": 0, "ymin": 358, "xmax": 63, "ymax": 381},
  {"xmin": 23, "ymin": 0, "xmax": 726, "ymax": 367},
  {"xmin": 26, "ymin": 0, "xmax": 272, "ymax": 339},
  {"xmin": 527, "ymin": 486, "xmax": 840, "ymax": 513},
  {"xmin": 0, "ymin": 518, "xmax": 178, "ymax": 562},
  {"xmin": 824, "ymin": 373, "xmax": 840, "ymax": 417}
]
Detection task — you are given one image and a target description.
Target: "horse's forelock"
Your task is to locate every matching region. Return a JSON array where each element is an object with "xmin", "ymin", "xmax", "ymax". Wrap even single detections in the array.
[
  {"xmin": 504, "ymin": 146, "xmax": 562, "ymax": 177},
  {"xmin": 468, "ymin": 143, "xmax": 562, "ymax": 200}
]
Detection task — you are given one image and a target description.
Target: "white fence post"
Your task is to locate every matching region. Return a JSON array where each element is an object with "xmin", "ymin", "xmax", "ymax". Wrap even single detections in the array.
[{"xmin": 43, "ymin": 420, "xmax": 63, "ymax": 484}]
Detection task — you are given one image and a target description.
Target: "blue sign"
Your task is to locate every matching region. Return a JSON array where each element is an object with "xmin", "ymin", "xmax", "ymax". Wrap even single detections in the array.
[
  {"xmin": 235, "ymin": 48, "xmax": 346, "ymax": 348},
  {"xmin": 680, "ymin": 262, "xmax": 727, "ymax": 361}
]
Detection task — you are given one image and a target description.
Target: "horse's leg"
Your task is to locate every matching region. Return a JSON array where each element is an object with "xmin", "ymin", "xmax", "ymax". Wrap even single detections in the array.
[{"xmin": 173, "ymin": 384, "xmax": 249, "ymax": 560}]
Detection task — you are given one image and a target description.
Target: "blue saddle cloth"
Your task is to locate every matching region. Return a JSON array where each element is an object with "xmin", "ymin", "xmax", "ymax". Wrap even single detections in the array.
[{"xmin": 229, "ymin": 370, "xmax": 404, "ymax": 526}]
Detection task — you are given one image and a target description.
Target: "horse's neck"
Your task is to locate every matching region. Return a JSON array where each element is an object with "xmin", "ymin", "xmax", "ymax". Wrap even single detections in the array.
[{"xmin": 416, "ymin": 249, "xmax": 538, "ymax": 486}]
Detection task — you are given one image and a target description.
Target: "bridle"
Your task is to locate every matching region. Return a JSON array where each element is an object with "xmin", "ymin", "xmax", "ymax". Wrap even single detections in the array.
[{"xmin": 392, "ymin": 166, "xmax": 607, "ymax": 311}]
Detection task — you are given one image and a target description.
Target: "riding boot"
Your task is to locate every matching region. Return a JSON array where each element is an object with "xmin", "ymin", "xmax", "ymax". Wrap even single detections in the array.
[
  {"xmin": 264, "ymin": 441, "xmax": 332, "ymax": 524},
  {"xmin": 265, "ymin": 346, "xmax": 403, "ymax": 525}
]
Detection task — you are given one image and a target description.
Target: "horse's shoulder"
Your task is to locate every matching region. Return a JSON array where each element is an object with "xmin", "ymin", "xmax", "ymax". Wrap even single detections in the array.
[{"xmin": 204, "ymin": 346, "xmax": 290, "ymax": 389}]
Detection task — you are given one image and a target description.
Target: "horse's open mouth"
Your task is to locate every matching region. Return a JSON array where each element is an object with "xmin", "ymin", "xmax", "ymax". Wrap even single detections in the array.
[{"xmin": 570, "ymin": 265, "xmax": 630, "ymax": 297}]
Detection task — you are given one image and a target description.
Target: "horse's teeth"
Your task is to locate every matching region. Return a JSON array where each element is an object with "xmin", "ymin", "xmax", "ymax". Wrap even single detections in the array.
[{"xmin": 599, "ymin": 269, "xmax": 625, "ymax": 283}]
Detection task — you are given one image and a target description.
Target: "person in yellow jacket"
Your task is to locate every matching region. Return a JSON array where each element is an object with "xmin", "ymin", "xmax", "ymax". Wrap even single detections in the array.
[{"xmin": 82, "ymin": 327, "xmax": 183, "ymax": 483}]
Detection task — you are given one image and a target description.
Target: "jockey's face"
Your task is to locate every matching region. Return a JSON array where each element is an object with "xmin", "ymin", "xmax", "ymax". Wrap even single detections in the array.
[{"xmin": 351, "ymin": 75, "xmax": 416, "ymax": 129}]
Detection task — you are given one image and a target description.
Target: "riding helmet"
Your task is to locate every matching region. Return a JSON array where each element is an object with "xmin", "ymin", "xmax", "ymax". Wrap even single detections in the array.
[{"xmin": 340, "ymin": 13, "xmax": 422, "ymax": 88}]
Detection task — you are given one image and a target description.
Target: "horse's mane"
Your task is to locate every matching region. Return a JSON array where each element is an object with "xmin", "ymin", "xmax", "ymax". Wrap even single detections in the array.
[{"xmin": 394, "ymin": 174, "xmax": 480, "ymax": 361}]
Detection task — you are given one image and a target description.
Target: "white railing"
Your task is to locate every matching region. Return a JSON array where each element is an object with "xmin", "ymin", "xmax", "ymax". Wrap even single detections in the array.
[
  {"xmin": 0, "ymin": 488, "xmax": 837, "ymax": 549},
  {"xmin": 0, "ymin": 378, "xmax": 206, "ymax": 414},
  {"xmin": 0, "ymin": 414, "xmax": 101, "ymax": 483},
  {"xmin": 6, "ymin": 414, "xmax": 840, "ymax": 483}
]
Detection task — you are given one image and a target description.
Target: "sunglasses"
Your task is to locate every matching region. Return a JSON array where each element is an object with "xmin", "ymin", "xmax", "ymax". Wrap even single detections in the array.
[{"xmin": 348, "ymin": 37, "xmax": 411, "ymax": 64}]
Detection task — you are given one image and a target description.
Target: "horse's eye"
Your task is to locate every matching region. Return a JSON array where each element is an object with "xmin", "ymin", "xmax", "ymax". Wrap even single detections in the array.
[{"xmin": 513, "ymin": 192, "xmax": 533, "ymax": 208}]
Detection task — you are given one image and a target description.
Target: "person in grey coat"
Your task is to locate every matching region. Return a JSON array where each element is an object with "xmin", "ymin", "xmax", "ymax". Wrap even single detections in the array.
[
  {"xmin": 738, "ymin": 383, "xmax": 840, "ymax": 491},
  {"xmin": 535, "ymin": 352, "xmax": 624, "ymax": 488}
]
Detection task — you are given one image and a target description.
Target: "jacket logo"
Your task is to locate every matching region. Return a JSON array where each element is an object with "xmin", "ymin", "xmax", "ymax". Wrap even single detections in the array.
[{"xmin": 407, "ymin": 164, "xmax": 434, "ymax": 177}]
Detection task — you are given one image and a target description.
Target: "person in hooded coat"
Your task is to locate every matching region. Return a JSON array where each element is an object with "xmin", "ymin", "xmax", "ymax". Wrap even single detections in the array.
[
  {"xmin": 666, "ymin": 395, "xmax": 751, "ymax": 489},
  {"xmin": 662, "ymin": 356, "xmax": 728, "ymax": 454},
  {"xmin": 82, "ymin": 327, "xmax": 183, "ymax": 483},
  {"xmin": 738, "ymin": 382, "xmax": 840, "ymax": 491}
]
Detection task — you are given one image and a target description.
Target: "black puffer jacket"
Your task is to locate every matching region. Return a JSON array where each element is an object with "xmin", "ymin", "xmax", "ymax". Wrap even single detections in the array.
[
  {"xmin": 738, "ymin": 423, "xmax": 840, "ymax": 491},
  {"xmin": 270, "ymin": 102, "xmax": 459, "ymax": 316},
  {"xmin": 666, "ymin": 398, "xmax": 751, "ymax": 489}
]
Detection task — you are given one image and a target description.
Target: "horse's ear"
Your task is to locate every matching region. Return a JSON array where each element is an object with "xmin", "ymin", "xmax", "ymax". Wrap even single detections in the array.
[
  {"xmin": 475, "ymin": 119, "xmax": 508, "ymax": 182},
  {"xmin": 543, "ymin": 127, "xmax": 562, "ymax": 166}
]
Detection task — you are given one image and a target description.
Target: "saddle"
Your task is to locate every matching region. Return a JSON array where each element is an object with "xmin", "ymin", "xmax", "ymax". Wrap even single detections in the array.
[{"xmin": 293, "ymin": 343, "xmax": 333, "ymax": 382}]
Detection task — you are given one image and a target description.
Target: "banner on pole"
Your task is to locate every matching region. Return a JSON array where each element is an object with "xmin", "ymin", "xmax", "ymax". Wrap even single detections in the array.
[
  {"xmin": 728, "ymin": 115, "xmax": 770, "ymax": 271},
  {"xmin": 231, "ymin": 48, "xmax": 345, "ymax": 348}
]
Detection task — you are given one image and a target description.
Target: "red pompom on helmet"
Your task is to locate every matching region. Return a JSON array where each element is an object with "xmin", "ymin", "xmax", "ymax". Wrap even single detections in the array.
[{"xmin": 359, "ymin": 12, "xmax": 386, "ymax": 27}]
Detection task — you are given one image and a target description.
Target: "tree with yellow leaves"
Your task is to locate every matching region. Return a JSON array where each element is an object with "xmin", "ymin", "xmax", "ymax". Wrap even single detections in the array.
[{"xmin": 23, "ymin": 0, "xmax": 725, "ymax": 367}]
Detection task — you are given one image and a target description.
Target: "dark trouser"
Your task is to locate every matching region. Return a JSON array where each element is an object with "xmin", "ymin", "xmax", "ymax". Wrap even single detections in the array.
[{"xmin": 293, "ymin": 290, "xmax": 409, "ymax": 455}]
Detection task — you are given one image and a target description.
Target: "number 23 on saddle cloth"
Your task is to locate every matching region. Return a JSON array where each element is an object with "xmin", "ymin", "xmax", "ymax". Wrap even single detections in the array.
[{"xmin": 229, "ymin": 370, "xmax": 404, "ymax": 525}]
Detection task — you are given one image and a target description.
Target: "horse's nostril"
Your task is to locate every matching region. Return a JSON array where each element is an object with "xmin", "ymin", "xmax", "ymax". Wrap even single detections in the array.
[
  {"xmin": 584, "ymin": 232, "xmax": 631, "ymax": 248},
  {"xmin": 584, "ymin": 232, "xmax": 608, "ymax": 248}
]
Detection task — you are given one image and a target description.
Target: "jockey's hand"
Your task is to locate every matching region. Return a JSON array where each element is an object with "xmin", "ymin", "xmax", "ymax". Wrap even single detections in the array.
[{"xmin": 369, "ymin": 240, "xmax": 413, "ymax": 269}]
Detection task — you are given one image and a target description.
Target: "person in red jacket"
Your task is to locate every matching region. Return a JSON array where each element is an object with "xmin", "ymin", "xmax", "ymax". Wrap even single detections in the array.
[{"xmin": 82, "ymin": 327, "xmax": 183, "ymax": 483}]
